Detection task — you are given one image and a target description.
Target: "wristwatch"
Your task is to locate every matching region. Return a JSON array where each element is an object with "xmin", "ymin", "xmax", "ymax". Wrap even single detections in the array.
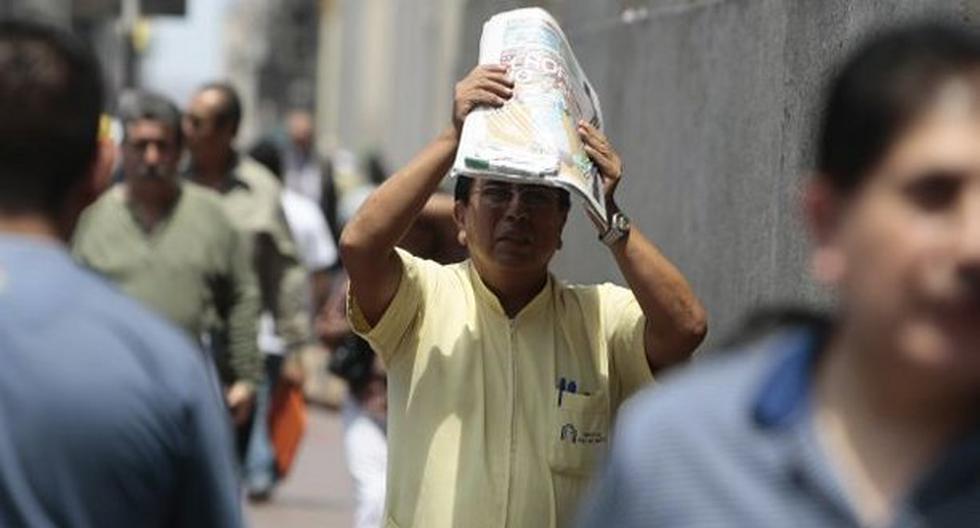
[{"xmin": 600, "ymin": 211, "xmax": 631, "ymax": 246}]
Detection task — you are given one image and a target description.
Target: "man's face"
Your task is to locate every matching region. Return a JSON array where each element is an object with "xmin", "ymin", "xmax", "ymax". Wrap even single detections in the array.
[
  {"xmin": 122, "ymin": 119, "xmax": 180, "ymax": 184},
  {"xmin": 455, "ymin": 179, "xmax": 568, "ymax": 276},
  {"xmin": 182, "ymin": 89, "xmax": 232, "ymax": 157},
  {"xmin": 813, "ymin": 83, "xmax": 980, "ymax": 379},
  {"xmin": 287, "ymin": 112, "xmax": 314, "ymax": 155}
]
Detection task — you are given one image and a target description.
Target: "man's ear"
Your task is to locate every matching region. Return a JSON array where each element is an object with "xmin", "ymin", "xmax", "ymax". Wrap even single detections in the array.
[
  {"xmin": 91, "ymin": 137, "xmax": 117, "ymax": 194},
  {"xmin": 59, "ymin": 139, "xmax": 115, "ymax": 240},
  {"xmin": 453, "ymin": 200, "xmax": 468, "ymax": 247},
  {"xmin": 803, "ymin": 177, "xmax": 846, "ymax": 286}
]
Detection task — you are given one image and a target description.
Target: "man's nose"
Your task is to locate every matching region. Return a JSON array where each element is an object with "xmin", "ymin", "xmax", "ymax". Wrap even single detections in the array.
[
  {"xmin": 143, "ymin": 143, "xmax": 161, "ymax": 165},
  {"xmin": 504, "ymin": 190, "xmax": 530, "ymax": 218}
]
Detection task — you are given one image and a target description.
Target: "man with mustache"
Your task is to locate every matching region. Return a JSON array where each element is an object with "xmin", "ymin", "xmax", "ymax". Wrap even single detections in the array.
[
  {"xmin": 73, "ymin": 90, "xmax": 263, "ymax": 421},
  {"xmin": 341, "ymin": 64, "xmax": 707, "ymax": 527}
]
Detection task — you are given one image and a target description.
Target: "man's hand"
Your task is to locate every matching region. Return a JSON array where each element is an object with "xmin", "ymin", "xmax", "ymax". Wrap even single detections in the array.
[
  {"xmin": 577, "ymin": 124, "xmax": 707, "ymax": 372},
  {"xmin": 225, "ymin": 381, "xmax": 255, "ymax": 426},
  {"xmin": 578, "ymin": 121, "xmax": 624, "ymax": 205},
  {"xmin": 452, "ymin": 64, "xmax": 514, "ymax": 137},
  {"xmin": 281, "ymin": 352, "xmax": 306, "ymax": 386}
]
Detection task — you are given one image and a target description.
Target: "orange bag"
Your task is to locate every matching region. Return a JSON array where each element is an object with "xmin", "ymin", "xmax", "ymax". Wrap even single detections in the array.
[{"xmin": 268, "ymin": 381, "xmax": 307, "ymax": 477}]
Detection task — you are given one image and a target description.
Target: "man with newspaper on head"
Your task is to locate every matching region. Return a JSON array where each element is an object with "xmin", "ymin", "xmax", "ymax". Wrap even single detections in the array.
[{"xmin": 341, "ymin": 58, "xmax": 707, "ymax": 526}]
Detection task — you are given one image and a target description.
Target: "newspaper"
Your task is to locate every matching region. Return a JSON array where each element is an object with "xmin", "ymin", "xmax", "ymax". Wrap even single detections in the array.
[{"xmin": 451, "ymin": 8, "xmax": 608, "ymax": 225}]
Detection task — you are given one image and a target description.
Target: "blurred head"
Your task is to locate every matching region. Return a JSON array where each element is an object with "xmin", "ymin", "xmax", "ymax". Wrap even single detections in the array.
[
  {"xmin": 329, "ymin": 338, "xmax": 387, "ymax": 420},
  {"xmin": 0, "ymin": 19, "xmax": 104, "ymax": 234},
  {"xmin": 183, "ymin": 82, "xmax": 241, "ymax": 162},
  {"xmin": 454, "ymin": 176, "xmax": 570, "ymax": 277},
  {"xmin": 807, "ymin": 21, "xmax": 980, "ymax": 378},
  {"xmin": 119, "ymin": 91, "xmax": 182, "ymax": 185},
  {"xmin": 248, "ymin": 139, "xmax": 283, "ymax": 180},
  {"xmin": 286, "ymin": 110, "xmax": 314, "ymax": 156}
]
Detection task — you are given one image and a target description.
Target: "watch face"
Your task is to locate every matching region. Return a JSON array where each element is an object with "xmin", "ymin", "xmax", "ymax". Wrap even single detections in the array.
[{"xmin": 614, "ymin": 213, "xmax": 630, "ymax": 231}]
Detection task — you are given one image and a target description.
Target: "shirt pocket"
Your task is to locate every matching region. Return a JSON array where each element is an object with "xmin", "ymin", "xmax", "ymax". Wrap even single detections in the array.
[{"xmin": 548, "ymin": 390, "xmax": 610, "ymax": 476}]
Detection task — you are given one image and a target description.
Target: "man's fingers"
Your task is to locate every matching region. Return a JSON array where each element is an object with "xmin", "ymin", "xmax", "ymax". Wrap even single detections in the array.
[
  {"xmin": 583, "ymin": 144, "xmax": 610, "ymax": 169},
  {"xmin": 478, "ymin": 63, "xmax": 509, "ymax": 74},
  {"xmin": 469, "ymin": 90, "xmax": 509, "ymax": 108},
  {"xmin": 578, "ymin": 122, "xmax": 608, "ymax": 148},
  {"xmin": 465, "ymin": 65, "xmax": 512, "ymax": 88},
  {"xmin": 481, "ymin": 70, "xmax": 514, "ymax": 86},
  {"xmin": 584, "ymin": 144, "xmax": 622, "ymax": 179},
  {"xmin": 477, "ymin": 79, "xmax": 514, "ymax": 98}
]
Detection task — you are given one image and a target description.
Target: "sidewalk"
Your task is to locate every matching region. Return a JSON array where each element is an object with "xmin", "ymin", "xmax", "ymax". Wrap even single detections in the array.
[{"xmin": 246, "ymin": 406, "xmax": 355, "ymax": 527}]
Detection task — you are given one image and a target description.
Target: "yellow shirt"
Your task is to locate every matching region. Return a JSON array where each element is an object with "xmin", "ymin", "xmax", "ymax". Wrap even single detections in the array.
[{"xmin": 349, "ymin": 249, "xmax": 653, "ymax": 528}]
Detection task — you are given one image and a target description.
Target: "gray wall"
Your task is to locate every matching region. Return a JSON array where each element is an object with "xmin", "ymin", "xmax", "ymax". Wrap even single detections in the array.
[
  {"xmin": 320, "ymin": 0, "xmax": 973, "ymax": 347},
  {"xmin": 452, "ymin": 0, "xmax": 970, "ymax": 346}
]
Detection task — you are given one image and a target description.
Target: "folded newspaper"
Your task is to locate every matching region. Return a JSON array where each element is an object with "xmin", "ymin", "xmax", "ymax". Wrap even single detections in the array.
[{"xmin": 451, "ymin": 8, "xmax": 608, "ymax": 225}]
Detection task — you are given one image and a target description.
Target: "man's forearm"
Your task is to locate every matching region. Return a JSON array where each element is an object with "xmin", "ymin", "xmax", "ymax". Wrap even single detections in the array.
[
  {"xmin": 275, "ymin": 259, "xmax": 313, "ymax": 353},
  {"xmin": 608, "ymin": 216, "xmax": 707, "ymax": 372}
]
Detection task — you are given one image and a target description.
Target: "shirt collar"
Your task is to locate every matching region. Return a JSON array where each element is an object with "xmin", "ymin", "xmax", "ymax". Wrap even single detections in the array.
[
  {"xmin": 751, "ymin": 326, "xmax": 825, "ymax": 429},
  {"xmin": 466, "ymin": 259, "xmax": 555, "ymax": 320},
  {"xmin": 181, "ymin": 151, "xmax": 251, "ymax": 193}
]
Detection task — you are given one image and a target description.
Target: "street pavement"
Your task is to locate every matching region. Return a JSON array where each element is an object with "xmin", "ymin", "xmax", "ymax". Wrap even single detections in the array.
[{"xmin": 246, "ymin": 406, "xmax": 355, "ymax": 527}]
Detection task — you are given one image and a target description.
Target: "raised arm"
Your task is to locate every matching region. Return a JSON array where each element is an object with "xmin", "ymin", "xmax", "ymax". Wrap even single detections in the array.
[
  {"xmin": 579, "ymin": 122, "xmax": 708, "ymax": 373},
  {"xmin": 340, "ymin": 65, "xmax": 513, "ymax": 326}
]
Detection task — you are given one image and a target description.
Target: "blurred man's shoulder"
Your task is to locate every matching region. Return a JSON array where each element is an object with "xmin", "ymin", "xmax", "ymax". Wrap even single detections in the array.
[
  {"xmin": 238, "ymin": 156, "xmax": 282, "ymax": 194},
  {"xmin": 618, "ymin": 329, "xmax": 810, "ymax": 443}
]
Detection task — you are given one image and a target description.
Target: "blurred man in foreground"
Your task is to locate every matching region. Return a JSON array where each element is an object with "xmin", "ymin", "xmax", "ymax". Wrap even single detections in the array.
[
  {"xmin": 580, "ymin": 21, "xmax": 980, "ymax": 528},
  {"xmin": 0, "ymin": 19, "xmax": 240, "ymax": 527},
  {"xmin": 341, "ymin": 64, "xmax": 706, "ymax": 527}
]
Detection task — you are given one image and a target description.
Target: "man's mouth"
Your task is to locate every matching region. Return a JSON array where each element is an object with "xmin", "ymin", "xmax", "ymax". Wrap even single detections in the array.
[{"xmin": 497, "ymin": 232, "xmax": 531, "ymax": 245}]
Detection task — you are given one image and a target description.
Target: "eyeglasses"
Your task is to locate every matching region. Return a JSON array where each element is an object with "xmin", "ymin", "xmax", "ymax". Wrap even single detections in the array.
[{"xmin": 473, "ymin": 182, "xmax": 562, "ymax": 210}]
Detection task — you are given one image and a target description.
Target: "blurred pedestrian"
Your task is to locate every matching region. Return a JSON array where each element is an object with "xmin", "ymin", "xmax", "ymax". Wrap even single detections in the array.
[
  {"xmin": 73, "ymin": 90, "xmax": 263, "ymax": 426},
  {"xmin": 284, "ymin": 109, "xmax": 341, "ymax": 242},
  {"xmin": 340, "ymin": 64, "xmax": 707, "ymax": 527},
  {"xmin": 250, "ymin": 139, "xmax": 337, "ymax": 316},
  {"xmin": 243, "ymin": 138, "xmax": 339, "ymax": 499},
  {"xmin": 182, "ymin": 82, "xmax": 311, "ymax": 463},
  {"xmin": 579, "ymin": 20, "xmax": 980, "ymax": 528},
  {"xmin": 329, "ymin": 340, "xmax": 388, "ymax": 528},
  {"xmin": 0, "ymin": 19, "xmax": 241, "ymax": 527}
]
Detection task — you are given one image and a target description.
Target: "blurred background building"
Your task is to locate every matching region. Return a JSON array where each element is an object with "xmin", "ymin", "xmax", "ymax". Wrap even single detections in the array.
[{"xmin": 6, "ymin": 0, "xmax": 979, "ymax": 345}]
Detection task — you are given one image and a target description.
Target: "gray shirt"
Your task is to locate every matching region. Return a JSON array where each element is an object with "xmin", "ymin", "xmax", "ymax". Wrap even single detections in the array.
[
  {"xmin": 0, "ymin": 235, "xmax": 242, "ymax": 527},
  {"xmin": 578, "ymin": 327, "xmax": 980, "ymax": 528}
]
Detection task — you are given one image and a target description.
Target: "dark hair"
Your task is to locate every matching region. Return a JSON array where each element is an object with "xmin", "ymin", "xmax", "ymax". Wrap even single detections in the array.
[
  {"xmin": 366, "ymin": 153, "xmax": 388, "ymax": 186},
  {"xmin": 198, "ymin": 81, "xmax": 242, "ymax": 135},
  {"xmin": 119, "ymin": 90, "xmax": 183, "ymax": 148},
  {"xmin": 0, "ymin": 19, "xmax": 103, "ymax": 215},
  {"xmin": 248, "ymin": 139, "xmax": 283, "ymax": 179},
  {"xmin": 328, "ymin": 335, "xmax": 381, "ymax": 400},
  {"xmin": 454, "ymin": 175, "xmax": 572, "ymax": 210},
  {"xmin": 817, "ymin": 20, "xmax": 980, "ymax": 191}
]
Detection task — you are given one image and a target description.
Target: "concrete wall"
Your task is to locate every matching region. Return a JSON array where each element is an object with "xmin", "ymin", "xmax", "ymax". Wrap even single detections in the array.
[
  {"xmin": 455, "ymin": 0, "xmax": 970, "ymax": 345},
  {"xmin": 321, "ymin": 0, "xmax": 972, "ymax": 346}
]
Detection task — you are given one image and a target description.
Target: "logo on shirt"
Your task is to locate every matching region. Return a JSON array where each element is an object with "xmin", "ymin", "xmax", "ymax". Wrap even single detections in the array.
[
  {"xmin": 560, "ymin": 424, "xmax": 578, "ymax": 443},
  {"xmin": 559, "ymin": 423, "xmax": 606, "ymax": 445}
]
